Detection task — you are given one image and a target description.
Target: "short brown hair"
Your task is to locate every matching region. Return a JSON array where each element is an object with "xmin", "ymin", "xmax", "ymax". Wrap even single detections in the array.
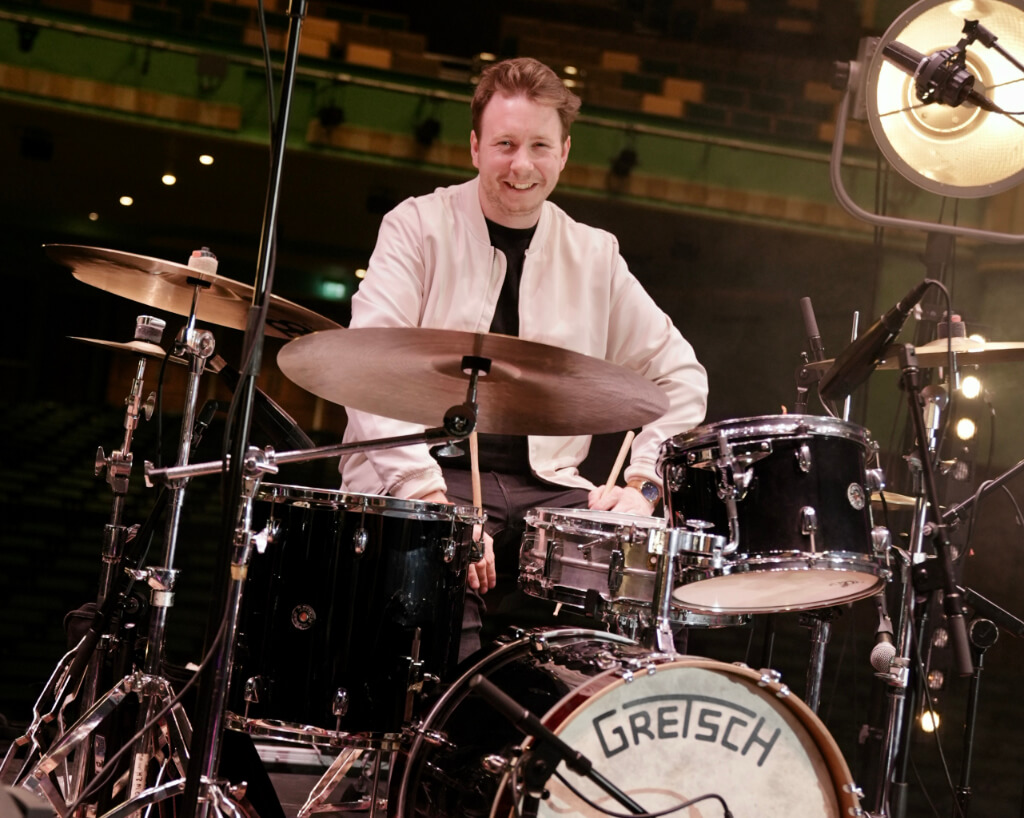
[{"xmin": 471, "ymin": 57, "xmax": 581, "ymax": 141}]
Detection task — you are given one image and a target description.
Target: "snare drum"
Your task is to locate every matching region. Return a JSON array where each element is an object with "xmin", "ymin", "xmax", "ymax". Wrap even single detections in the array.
[
  {"xmin": 393, "ymin": 628, "xmax": 863, "ymax": 817},
  {"xmin": 660, "ymin": 414, "xmax": 889, "ymax": 614},
  {"xmin": 226, "ymin": 484, "xmax": 481, "ymax": 748},
  {"xmin": 519, "ymin": 508, "xmax": 745, "ymax": 634}
]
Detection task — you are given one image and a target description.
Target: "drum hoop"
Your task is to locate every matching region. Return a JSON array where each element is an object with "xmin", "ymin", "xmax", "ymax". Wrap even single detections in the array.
[
  {"xmin": 526, "ymin": 507, "xmax": 667, "ymax": 536},
  {"xmin": 661, "ymin": 413, "xmax": 873, "ymax": 456},
  {"xmin": 395, "ymin": 628, "xmax": 636, "ymax": 815},
  {"xmin": 537, "ymin": 656, "xmax": 862, "ymax": 815},
  {"xmin": 255, "ymin": 482, "xmax": 483, "ymax": 523}
]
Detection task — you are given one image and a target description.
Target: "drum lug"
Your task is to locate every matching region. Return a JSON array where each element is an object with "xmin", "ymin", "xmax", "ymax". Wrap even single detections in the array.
[
  {"xmin": 665, "ymin": 461, "xmax": 685, "ymax": 492},
  {"xmin": 756, "ymin": 668, "xmax": 791, "ymax": 698},
  {"xmin": 607, "ymin": 548, "xmax": 624, "ymax": 593},
  {"xmin": 441, "ymin": 537, "xmax": 456, "ymax": 563},
  {"xmin": 796, "ymin": 442, "xmax": 812, "ymax": 473},
  {"xmin": 242, "ymin": 676, "xmax": 263, "ymax": 719},
  {"xmin": 800, "ymin": 506, "xmax": 818, "ymax": 550},
  {"xmin": 481, "ymin": 754, "xmax": 511, "ymax": 775},
  {"xmin": 865, "ymin": 467, "xmax": 886, "ymax": 492},
  {"xmin": 352, "ymin": 527, "xmax": 368, "ymax": 555},
  {"xmin": 871, "ymin": 525, "xmax": 892, "ymax": 558},
  {"xmin": 332, "ymin": 688, "xmax": 350, "ymax": 718}
]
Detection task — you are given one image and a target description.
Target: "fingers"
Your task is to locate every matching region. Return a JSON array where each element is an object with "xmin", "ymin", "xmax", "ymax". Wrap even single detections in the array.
[
  {"xmin": 588, "ymin": 485, "xmax": 622, "ymax": 511},
  {"xmin": 468, "ymin": 530, "xmax": 497, "ymax": 593}
]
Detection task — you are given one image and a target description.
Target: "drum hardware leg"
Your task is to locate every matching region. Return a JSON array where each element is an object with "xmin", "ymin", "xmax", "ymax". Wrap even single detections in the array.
[
  {"xmin": 758, "ymin": 615, "xmax": 777, "ymax": 670},
  {"xmin": 295, "ymin": 747, "xmax": 366, "ymax": 817},
  {"xmin": 798, "ymin": 607, "xmax": 840, "ymax": 714},
  {"xmin": 952, "ymin": 618, "xmax": 998, "ymax": 818},
  {"xmin": 470, "ymin": 674, "xmax": 647, "ymax": 816},
  {"xmin": 644, "ymin": 528, "xmax": 683, "ymax": 655}
]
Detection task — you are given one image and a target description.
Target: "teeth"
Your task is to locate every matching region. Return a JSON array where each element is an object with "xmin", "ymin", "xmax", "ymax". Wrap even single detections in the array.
[{"xmin": 510, "ymin": 183, "xmax": 533, "ymax": 190}]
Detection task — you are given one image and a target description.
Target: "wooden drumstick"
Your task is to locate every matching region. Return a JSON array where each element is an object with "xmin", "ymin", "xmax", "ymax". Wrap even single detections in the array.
[
  {"xmin": 603, "ymin": 430, "xmax": 635, "ymax": 496},
  {"xmin": 469, "ymin": 431, "xmax": 482, "ymax": 511}
]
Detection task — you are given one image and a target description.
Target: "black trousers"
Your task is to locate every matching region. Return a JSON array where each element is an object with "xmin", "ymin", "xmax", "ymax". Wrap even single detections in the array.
[{"xmin": 441, "ymin": 469, "xmax": 592, "ymax": 662}]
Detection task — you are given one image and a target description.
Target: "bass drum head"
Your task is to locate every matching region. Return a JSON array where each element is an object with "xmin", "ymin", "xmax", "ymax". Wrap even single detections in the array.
[
  {"xmin": 394, "ymin": 628, "xmax": 861, "ymax": 817},
  {"xmin": 539, "ymin": 658, "xmax": 856, "ymax": 817}
]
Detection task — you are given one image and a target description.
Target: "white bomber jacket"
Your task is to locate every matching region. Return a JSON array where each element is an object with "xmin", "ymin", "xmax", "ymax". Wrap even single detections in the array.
[{"xmin": 339, "ymin": 176, "xmax": 709, "ymax": 500}]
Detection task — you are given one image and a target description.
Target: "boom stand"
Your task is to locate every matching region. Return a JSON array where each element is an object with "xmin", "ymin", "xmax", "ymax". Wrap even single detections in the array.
[{"xmin": 870, "ymin": 344, "xmax": 973, "ymax": 818}]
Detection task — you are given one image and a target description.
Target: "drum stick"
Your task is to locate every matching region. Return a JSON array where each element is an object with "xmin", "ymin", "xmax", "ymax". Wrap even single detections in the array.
[
  {"xmin": 603, "ymin": 430, "xmax": 635, "ymax": 495},
  {"xmin": 470, "ymin": 431, "xmax": 482, "ymax": 511}
]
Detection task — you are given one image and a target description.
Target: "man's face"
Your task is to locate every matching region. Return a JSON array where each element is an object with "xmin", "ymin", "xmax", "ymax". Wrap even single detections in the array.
[{"xmin": 471, "ymin": 93, "xmax": 570, "ymax": 229}]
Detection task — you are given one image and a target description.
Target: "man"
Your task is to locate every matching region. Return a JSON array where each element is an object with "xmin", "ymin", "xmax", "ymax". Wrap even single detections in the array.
[{"xmin": 339, "ymin": 57, "xmax": 708, "ymax": 657}]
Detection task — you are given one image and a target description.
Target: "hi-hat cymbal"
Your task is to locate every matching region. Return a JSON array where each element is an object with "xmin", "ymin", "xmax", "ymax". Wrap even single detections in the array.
[
  {"xmin": 47, "ymin": 244, "xmax": 340, "ymax": 340},
  {"xmin": 808, "ymin": 336, "xmax": 1024, "ymax": 372},
  {"xmin": 69, "ymin": 336, "xmax": 187, "ymax": 364},
  {"xmin": 278, "ymin": 327, "xmax": 670, "ymax": 436}
]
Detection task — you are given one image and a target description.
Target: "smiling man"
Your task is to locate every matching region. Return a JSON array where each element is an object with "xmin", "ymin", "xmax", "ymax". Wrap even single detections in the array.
[{"xmin": 339, "ymin": 58, "xmax": 708, "ymax": 658}]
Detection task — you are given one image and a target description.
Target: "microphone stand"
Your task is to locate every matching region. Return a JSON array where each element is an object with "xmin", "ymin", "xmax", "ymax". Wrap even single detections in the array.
[
  {"xmin": 871, "ymin": 345, "xmax": 973, "ymax": 818},
  {"xmin": 181, "ymin": 1, "xmax": 309, "ymax": 815},
  {"xmin": 469, "ymin": 674, "xmax": 646, "ymax": 816}
]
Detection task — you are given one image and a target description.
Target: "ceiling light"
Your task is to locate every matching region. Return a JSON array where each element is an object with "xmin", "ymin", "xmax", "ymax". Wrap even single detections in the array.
[
  {"xmin": 119, "ymin": 195, "xmax": 134, "ymax": 206},
  {"xmin": 161, "ymin": 173, "xmax": 177, "ymax": 186},
  {"xmin": 199, "ymin": 154, "xmax": 214, "ymax": 166}
]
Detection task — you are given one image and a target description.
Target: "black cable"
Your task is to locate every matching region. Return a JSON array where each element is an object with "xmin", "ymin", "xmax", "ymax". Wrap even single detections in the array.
[{"xmin": 550, "ymin": 769, "xmax": 732, "ymax": 818}]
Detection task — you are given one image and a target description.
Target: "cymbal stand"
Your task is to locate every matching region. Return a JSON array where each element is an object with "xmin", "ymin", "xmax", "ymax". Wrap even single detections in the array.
[
  {"xmin": 124, "ymin": 290, "xmax": 217, "ymax": 806},
  {"xmin": 0, "ymin": 315, "xmax": 163, "ymax": 793},
  {"xmin": 25, "ymin": 286, "xmax": 217, "ymax": 817},
  {"xmin": 870, "ymin": 345, "xmax": 972, "ymax": 818}
]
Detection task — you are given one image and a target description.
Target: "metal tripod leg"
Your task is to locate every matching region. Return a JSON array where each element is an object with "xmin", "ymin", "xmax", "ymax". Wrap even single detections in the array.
[{"xmin": 298, "ymin": 749, "xmax": 391, "ymax": 817}]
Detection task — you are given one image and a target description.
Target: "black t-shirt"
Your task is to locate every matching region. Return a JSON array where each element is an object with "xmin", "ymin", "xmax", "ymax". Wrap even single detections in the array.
[{"xmin": 437, "ymin": 218, "xmax": 536, "ymax": 473}]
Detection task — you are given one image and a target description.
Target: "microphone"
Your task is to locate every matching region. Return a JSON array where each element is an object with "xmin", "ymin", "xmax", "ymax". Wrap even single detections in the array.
[
  {"xmin": 800, "ymin": 296, "xmax": 826, "ymax": 364},
  {"xmin": 818, "ymin": 279, "xmax": 933, "ymax": 402},
  {"xmin": 882, "ymin": 40, "xmax": 1001, "ymax": 112},
  {"xmin": 871, "ymin": 596, "xmax": 897, "ymax": 673}
]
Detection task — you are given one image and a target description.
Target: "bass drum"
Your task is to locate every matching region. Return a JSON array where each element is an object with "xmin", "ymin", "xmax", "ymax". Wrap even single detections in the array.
[{"xmin": 393, "ymin": 628, "xmax": 862, "ymax": 817}]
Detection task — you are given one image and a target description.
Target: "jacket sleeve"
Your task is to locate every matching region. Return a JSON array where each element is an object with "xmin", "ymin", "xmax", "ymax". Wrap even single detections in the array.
[
  {"xmin": 604, "ymin": 246, "xmax": 709, "ymax": 487},
  {"xmin": 339, "ymin": 201, "xmax": 448, "ymax": 500}
]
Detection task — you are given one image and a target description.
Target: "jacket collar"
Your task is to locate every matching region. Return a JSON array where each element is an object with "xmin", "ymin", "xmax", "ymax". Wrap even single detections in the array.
[{"xmin": 458, "ymin": 175, "xmax": 553, "ymax": 251}]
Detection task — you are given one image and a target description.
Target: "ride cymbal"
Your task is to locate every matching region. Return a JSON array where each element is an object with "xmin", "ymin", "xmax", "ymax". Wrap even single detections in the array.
[
  {"xmin": 47, "ymin": 244, "xmax": 340, "ymax": 340},
  {"xmin": 278, "ymin": 327, "xmax": 670, "ymax": 436},
  {"xmin": 808, "ymin": 336, "xmax": 1024, "ymax": 372}
]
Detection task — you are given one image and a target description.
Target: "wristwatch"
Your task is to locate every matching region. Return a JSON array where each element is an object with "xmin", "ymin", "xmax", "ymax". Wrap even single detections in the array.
[{"xmin": 627, "ymin": 478, "xmax": 662, "ymax": 506}]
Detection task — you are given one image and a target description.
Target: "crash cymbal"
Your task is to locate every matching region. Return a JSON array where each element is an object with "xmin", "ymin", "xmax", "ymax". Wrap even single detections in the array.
[
  {"xmin": 808, "ymin": 336, "xmax": 1024, "ymax": 372},
  {"xmin": 278, "ymin": 327, "xmax": 670, "ymax": 436},
  {"xmin": 47, "ymin": 245, "xmax": 340, "ymax": 340},
  {"xmin": 69, "ymin": 336, "xmax": 186, "ymax": 364}
]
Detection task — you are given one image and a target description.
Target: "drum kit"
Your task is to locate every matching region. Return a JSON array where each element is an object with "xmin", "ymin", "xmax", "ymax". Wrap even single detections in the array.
[{"xmin": 4, "ymin": 245, "xmax": 1024, "ymax": 818}]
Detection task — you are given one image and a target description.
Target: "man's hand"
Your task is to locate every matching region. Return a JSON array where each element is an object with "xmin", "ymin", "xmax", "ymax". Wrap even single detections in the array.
[
  {"xmin": 588, "ymin": 485, "xmax": 655, "ymax": 516},
  {"xmin": 467, "ymin": 527, "xmax": 496, "ymax": 592},
  {"xmin": 416, "ymin": 491, "xmax": 496, "ymax": 592}
]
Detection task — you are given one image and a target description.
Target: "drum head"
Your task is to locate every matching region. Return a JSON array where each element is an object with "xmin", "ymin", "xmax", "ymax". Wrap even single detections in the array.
[{"xmin": 536, "ymin": 658, "xmax": 857, "ymax": 817}]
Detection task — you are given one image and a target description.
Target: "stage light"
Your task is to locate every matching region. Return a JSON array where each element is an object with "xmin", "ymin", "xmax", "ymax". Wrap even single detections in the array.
[
  {"xmin": 865, "ymin": 0, "xmax": 1024, "ymax": 198},
  {"xmin": 960, "ymin": 374, "xmax": 982, "ymax": 398},
  {"xmin": 956, "ymin": 417, "xmax": 978, "ymax": 440},
  {"xmin": 199, "ymin": 154, "xmax": 214, "ymax": 166},
  {"xmin": 119, "ymin": 195, "xmax": 134, "ymax": 207},
  {"xmin": 355, "ymin": 268, "xmax": 367, "ymax": 279},
  {"xmin": 920, "ymin": 709, "xmax": 941, "ymax": 732},
  {"xmin": 161, "ymin": 173, "xmax": 177, "ymax": 186}
]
